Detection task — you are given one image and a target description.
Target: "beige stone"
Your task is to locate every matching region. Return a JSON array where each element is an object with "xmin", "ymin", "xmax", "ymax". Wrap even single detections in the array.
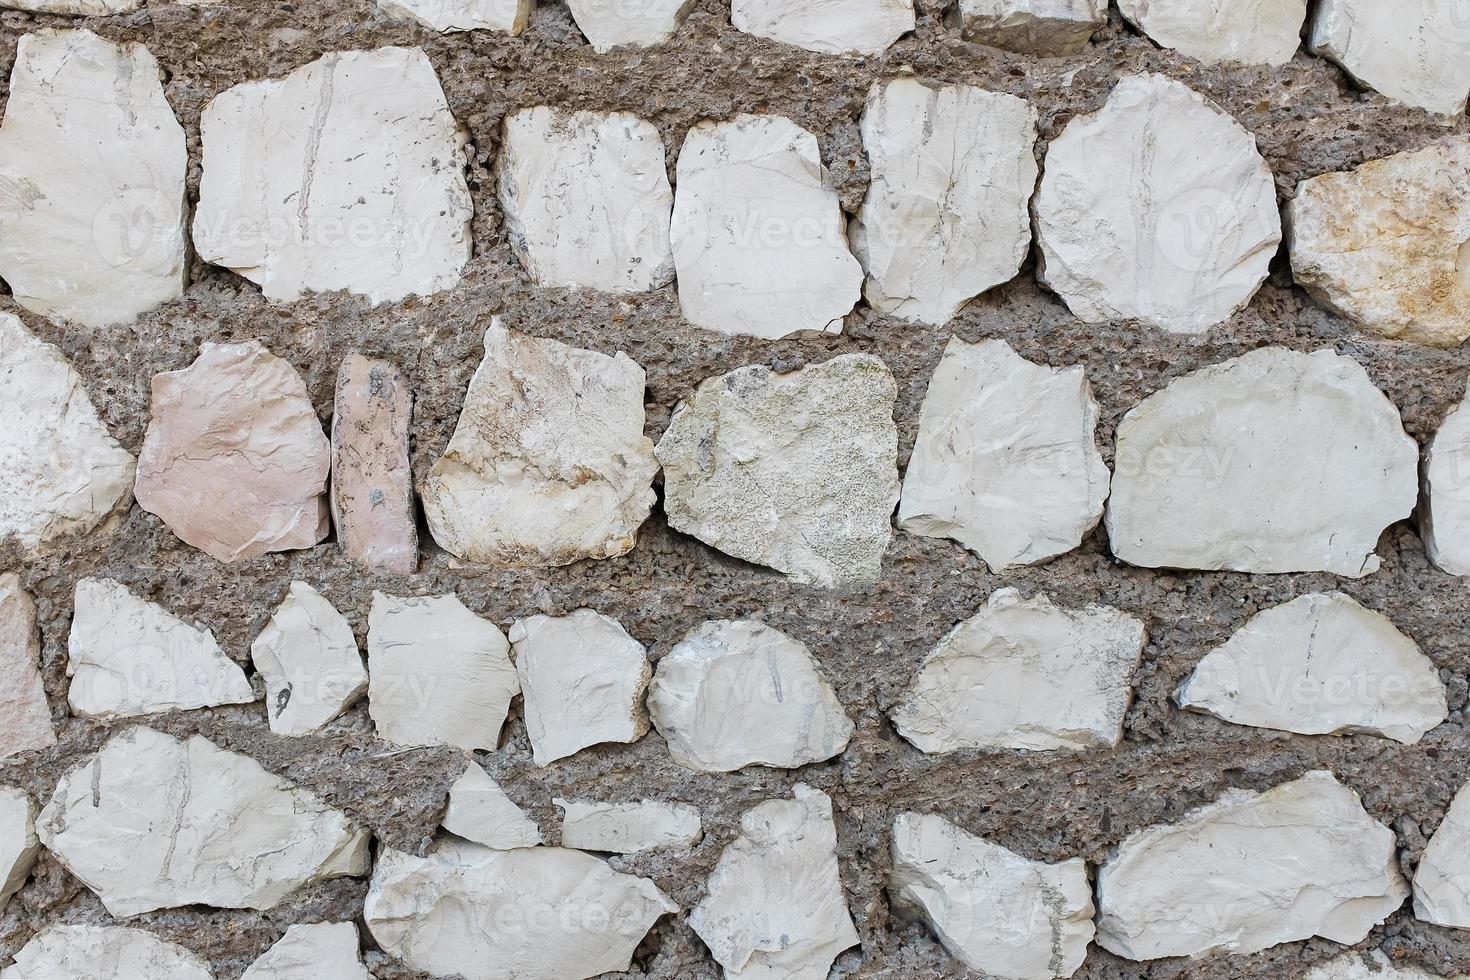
[
  {"xmin": 330, "ymin": 353, "xmax": 416, "ymax": 573},
  {"xmin": 378, "ymin": 0, "xmax": 529, "ymax": 32},
  {"xmin": 0, "ymin": 786, "xmax": 38, "ymax": 916},
  {"xmin": 1424, "ymin": 380, "xmax": 1470, "ymax": 574},
  {"xmin": 0, "ymin": 575, "xmax": 55, "ymax": 759},
  {"xmin": 241, "ymin": 922, "xmax": 371, "ymax": 980},
  {"xmin": 556, "ymin": 798, "xmax": 703, "ymax": 853},
  {"xmin": 1309, "ymin": 0, "xmax": 1470, "ymax": 116},
  {"xmin": 251, "ymin": 582, "xmax": 368, "ymax": 736},
  {"xmin": 441, "ymin": 762, "xmax": 542, "ymax": 849},
  {"xmin": 1, "ymin": 925, "xmax": 213, "ymax": 980},
  {"xmin": 1414, "ymin": 781, "xmax": 1470, "ymax": 928},
  {"xmin": 1117, "ymin": 0, "xmax": 1306, "ymax": 66},
  {"xmin": 953, "ymin": 0, "xmax": 1106, "ymax": 55},
  {"xmin": 566, "ymin": 0, "xmax": 693, "ymax": 51},
  {"xmin": 731, "ymin": 0, "xmax": 914, "ymax": 55}
]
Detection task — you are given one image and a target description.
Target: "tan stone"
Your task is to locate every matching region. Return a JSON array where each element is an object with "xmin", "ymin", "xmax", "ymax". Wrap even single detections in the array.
[
  {"xmin": 330, "ymin": 354, "xmax": 416, "ymax": 573},
  {"xmin": 0, "ymin": 574, "xmax": 55, "ymax": 760}
]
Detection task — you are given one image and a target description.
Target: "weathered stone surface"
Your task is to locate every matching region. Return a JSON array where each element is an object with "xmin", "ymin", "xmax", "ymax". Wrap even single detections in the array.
[
  {"xmin": 378, "ymin": 0, "xmax": 529, "ymax": 33},
  {"xmin": 365, "ymin": 839, "xmax": 676, "ymax": 980},
  {"xmin": 0, "ymin": 30, "xmax": 185, "ymax": 328},
  {"xmin": 251, "ymin": 582, "xmax": 368, "ymax": 737},
  {"xmin": 656, "ymin": 354, "xmax": 899, "ymax": 588},
  {"xmin": 498, "ymin": 106, "xmax": 673, "ymax": 294},
  {"xmin": 0, "ymin": 575, "xmax": 55, "ymax": 759},
  {"xmin": 1414, "ymin": 781, "xmax": 1470, "ymax": 928},
  {"xmin": 690, "ymin": 785, "xmax": 859, "ymax": 980},
  {"xmin": 441, "ymin": 762, "xmax": 542, "ymax": 849},
  {"xmin": 0, "ymin": 312, "xmax": 135, "ymax": 555},
  {"xmin": 671, "ymin": 115, "xmax": 863, "ymax": 339},
  {"xmin": 38, "ymin": 727, "xmax": 370, "ymax": 917},
  {"xmin": 1033, "ymin": 73, "xmax": 1280, "ymax": 334},
  {"xmin": 193, "ymin": 46, "xmax": 471, "ymax": 304},
  {"xmin": 890, "ymin": 588, "xmax": 1145, "ymax": 754},
  {"xmin": 1095, "ymin": 771, "xmax": 1409, "ymax": 960},
  {"xmin": 509, "ymin": 609, "xmax": 650, "ymax": 766},
  {"xmin": 1425, "ymin": 381, "xmax": 1470, "ymax": 574},
  {"xmin": 1106, "ymin": 348, "xmax": 1418, "ymax": 576},
  {"xmin": 330, "ymin": 353, "xmax": 416, "ymax": 574},
  {"xmin": 891, "ymin": 812, "xmax": 1093, "ymax": 980},
  {"xmin": 0, "ymin": 0, "xmax": 141, "ymax": 11},
  {"xmin": 421, "ymin": 320, "xmax": 658, "ymax": 567},
  {"xmin": 1304, "ymin": 950, "xmax": 1469, "ymax": 980},
  {"xmin": 0, "ymin": 925, "xmax": 213, "ymax": 980},
  {"xmin": 952, "ymin": 0, "xmax": 1106, "ymax": 55},
  {"xmin": 731, "ymin": 0, "xmax": 913, "ymax": 55},
  {"xmin": 0, "ymin": 787, "xmax": 38, "ymax": 916},
  {"xmin": 1177, "ymin": 592, "xmax": 1448, "ymax": 744},
  {"xmin": 1286, "ymin": 139, "xmax": 1470, "ymax": 347},
  {"xmin": 68, "ymin": 577, "xmax": 254, "ymax": 718},
  {"xmin": 1117, "ymin": 0, "xmax": 1306, "ymax": 66},
  {"xmin": 898, "ymin": 339, "xmax": 1107, "ymax": 569},
  {"xmin": 241, "ymin": 922, "xmax": 371, "ymax": 980},
  {"xmin": 367, "ymin": 591, "xmax": 518, "ymax": 752},
  {"xmin": 135, "ymin": 341, "xmax": 330, "ymax": 563},
  {"xmin": 566, "ymin": 0, "xmax": 693, "ymax": 51},
  {"xmin": 556, "ymin": 798, "xmax": 703, "ymax": 853},
  {"xmin": 1309, "ymin": 0, "xmax": 1470, "ymax": 115},
  {"xmin": 850, "ymin": 79, "xmax": 1037, "ymax": 326},
  {"xmin": 648, "ymin": 620, "xmax": 854, "ymax": 772}
]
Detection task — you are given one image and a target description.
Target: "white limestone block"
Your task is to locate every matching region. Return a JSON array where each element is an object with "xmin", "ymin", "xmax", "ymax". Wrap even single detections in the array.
[
  {"xmin": 0, "ymin": 787, "xmax": 38, "ymax": 916},
  {"xmin": 566, "ymin": 0, "xmax": 693, "ymax": 51},
  {"xmin": 731, "ymin": 0, "xmax": 914, "ymax": 55},
  {"xmin": 193, "ymin": 47, "xmax": 471, "ymax": 304},
  {"xmin": 556, "ymin": 798, "xmax": 703, "ymax": 853},
  {"xmin": 378, "ymin": 0, "xmax": 530, "ymax": 33},
  {"xmin": 365, "ymin": 838, "xmax": 676, "ymax": 980},
  {"xmin": 441, "ymin": 763, "xmax": 542, "ymax": 849},
  {"xmin": 241, "ymin": 923, "xmax": 371, "ymax": 980},
  {"xmin": 367, "ymin": 591, "xmax": 518, "ymax": 752},
  {"xmin": 1095, "ymin": 770, "xmax": 1409, "ymax": 960},
  {"xmin": 671, "ymin": 115, "xmax": 863, "ymax": 339},
  {"xmin": 67, "ymin": 577, "xmax": 254, "ymax": 719},
  {"xmin": 1117, "ymin": 0, "xmax": 1306, "ymax": 66},
  {"xmin": 648, "ymin": 620, "xmax": 854, "ymax": 772},
  {"xmin": 1425, "ymin": 381, "xmax": 1470, "ymax": 574},
  {"xmin": 890, "ymin": 588, "xmax": 1145, "ymax": 754},
  {"xmin": 656, "ymin": 353, "xmax": 899, "ymax": 588},
  {"xmin": 0, "ymin": 30, "xmax": 185, "ymax": 328},
  {"xmin": 1177, "ymin": 592, "xmax": 1448, "ymax": 744},
  {"xmin": 1304, "ymin": 950, "xmax": 1470, "ymax": 980},
  {"xmin": 953, "ymin": 0, "xmax": 1106, "ymax": 56},
  {"xmin": 850, "ymin": 79, "xmax": 1038, "ymax": 326},
  {"xmin": 250, "ymin": 582, "xmax": 368, "ymax": 737},
  {"xmin": 421, "ymin": 319, "xmax": 658, "ymax": 568},
  {"xmin": 1309, "ymin": 0, "xmax": 1470, "ymax": 116},
  {"xmin": 38, "ymin": 727, "xmax": 370, "ymax": 917},
  {"xmin": 0, "ymin": 574, "xmax": 56, "ymax": 760},
  {"xmin": 1414, "ymin": 781, "xmax": 1470, "ymax": 928},
  {"xmin": 890, "ymin": 812, "xmax": 1093, "ymax": 980},
  {"xmin": 1033, "ymin": 73, "xmax": 1281, "ymax": 334},
  {"xmin": 0, "ymin": 925, "xmax": 212, "ymax": 980},
  {"xmin": 1106, "ymin": 347, "xmax": 1418, "ymax": 576},
  {"xmin": 509, "ymin": 609, "xmax": 651, "ymax": 766}
]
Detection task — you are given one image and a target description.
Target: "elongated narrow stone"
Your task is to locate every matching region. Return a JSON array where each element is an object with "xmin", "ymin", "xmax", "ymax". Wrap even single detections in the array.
[
  {"xmin": 242, "ymin": 923, "xmax": 372, "ymax": 980},
  {"xmin": 1117, "ymin": 0, "xmax": 1306, "ymax": 66},
  {"xmin": 953, "ymin": 0, "xmax": 1106, "ymax": 55},
  {"xmin": 1425, "ymin": 381, "xmax": 1470, "ymax": 574},
  {"xmin": 0, "ymin": 575, "xmax": 55, "ymax": 759},
  {"xmin": 251, "ymin": 582, "xmax": 368, "ymax": 736},
  {"xmin": 0, "ymin": 925, "xmax": 212, "ymax": 980},
  {"xmin": 441, "ymin": 763, "xmax": 542, "ymax": 849},
  {"xmin": 731, "ymin": 0, "xmax": 914, "ymax": 55},
  {"xmin": 378, "ymin": 0, "xmax": 529, "ymax": 33},
  {"xmin": 0, "ymin": 787, "xmax": 38, "ymax": 916},
  {"xmin": 0, "ymin": 0, "xmax": 142, "ymax": 11},
  {"xmin": 566, "ymin": 0, "xmax": 693, "ymax": 51},
  {"xmin": 1414, "ymin": 781, "xmax": 1470, "ymax": 928},
  {"xmin": 556, "ymin": 798, "xmax": 703, "ymax": 853},
  {"xmin": 1309, "ymin": 0, "xmax": 1470, "ymax": 115},
  {"xmin": 331, "ymin": 353, "xmax": 416, "ymax": 573}
]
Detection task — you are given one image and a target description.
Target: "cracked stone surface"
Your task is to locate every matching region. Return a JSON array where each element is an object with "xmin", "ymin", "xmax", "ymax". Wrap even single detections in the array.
[
  {"xmin": 1309, "ymin": 0, "xmax": 1470, "ymax": 115},
  {"xmin": 1034, "ymin": 72, "xmax": 1281, "ymax": 334},
  {"xmin": 1095, "ymin": 771, "xmax": 1410, "ymax": 960},
  {"xmin": 0, "ymin": 925, "xmax": 213, "ymax": 980},
  {"xmin": 240, "ymin": 922, "xmax": 371, "ymax": 980},
  {"xmin": 378, "ymin": 0, "xmax": 529, "ymax": 33},
  {"xmin": 0, "ymin": 787, "xmax": 37, "ymax": 918},
  {"xmin": 1305, "ymin": 950, "xmax": 1470, "ymax": 980},
  {"xmin": 250, "ymin": 582, "xmax": 368, "ymax": 737},
  {"xmin": 330, "ymin": 353, "xmax": 417, "ymax": 574},
  {"xmin": 565, "ymin": 0, "xmax": 693, "ymax": 51},
  {"xmin": 556, "ymin": 798, "xmax": 703, "ymax": 853},
  {"xmin": 731, "ymin": 0, "xmax": 914, "ymax": 55},
  {"xmin": 1414, "ymin": 781, "xmax": 1470, "ymax": 928},
  {"xmin": 1117, "ymin": 0, "xmax": 1307, "ymax": 66},
  {"xmin": 1106, "ymin": 347, "xmax": 1419, "ymax": 576},
  {"xmin": 441, "ymin": 762, "xmax": 542, "ymax": 849},
  {"xmin": 0, "ymin": 575, "xmax": 55, "ymax": 760},
  {"xmin": 193, "ymin": 46, "xmax": 472, "ymax": 304},
  {"xmin": 1425, "ymin": 380, "xmax": 1470, "ymax": 575},
  {"xmin": 952, "ymin": 0, "xmax": 1106, "ymax": 55},
  {"xmin": 0, "ymin": 29, "xmax": 185, "ymax": 329}
]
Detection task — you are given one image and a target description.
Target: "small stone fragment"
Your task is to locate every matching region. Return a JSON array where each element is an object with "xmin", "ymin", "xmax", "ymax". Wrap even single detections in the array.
[
  {"xmin": 241, "ymin": 923, "xmax": 371, "ymax": 980},
  {"xmin": 421, "ymin": 320, "xmax": 658, "ymax": 567},
  {"xmin": 509, "ymin": 609, "xmax": 651, "ymax": 766},
  {"xmin": 1177, "ymin": 592, "xmax": 1448, "ymax": 744},
  {"xmin": 1309, "ymin": 0, "xmax": 1470, "ymax": 116},
  {"xmin": 891, "ymin": 588, "xmax": 1144, "ymax": 754},
  {"xmin": 1107, "ymin": 348, "xmax": 1418, "ymax": 576},
  {"xmin": 498, "ymin": 107, "xmax": 673, "ymax": 294},
  {"xmin": 566, "ymin": 0, "xmax": 692, "ymax": 51},
  {"xmin": 690, "ymin": 785, "xmax": 859, "ymax": 980},
  {"xmin": 378, "ymin": 0, "xmax": 529, "ymax": 33},
  {"xmin": 0, "ymin": 312, "xmax": 135, "ymax": 555},
  {"xmin": 1286, "ymin": 139, "xmax": 1470, "ymax": 347},
  {"xmin": 367, "ymin": 591, "xmax": 518, "ymax": 752},
  {"xmin": 0, "ymin": 30, "xmax": 185, "ymax": 328},
  {"xmin": 67, "ymin": 577, "xmax": 254, "ymax": 719},
  {"xmin": 1414, "ymin": 781, "xmax": 1470, "ymax": 928},
  {"xmin": 0, "ymin": 925, "xmax": 212, "ymax": 980},
  {"xmin": 657, "ymin": 354, "xmax": 899, "ymax": 587},
  {"xmin": 135, "ymin": 341, "xmax": 330, "ymax": 563},
  {"xmin": 251, "ymin": 582, "xmax": 368, "ymax": 737},
  {"xmin": 1117, "ymin": 0, "xmax": 1306, "ymax": 66},
  {"xmin": 648, "ymin": 620, "xmax": 854, "ymax": 772},
  {"xmin": 952, "ymin": 0, "xmax": 1106, "ymax": 55},
  {"xmin": 672, "ymin": 115, "xmax": 863, "ymax": 339},
  {"xmin": 0, "ymin": 787, "xmax": 38, "ymax": 916},
  {"xmin": 0, "ymin": 575, "xmax": 55, "ymax": 759},
  {"xmin": 556, "ymin": 798, "xmax": 703, "ymax": 853},
  {"xmin": 891, "ymin": 812, "xmax": 1093, "ymax": 980},
  {"xmin": 193, "ymin": 47, "xmax": 471, "ymax": 304},
  {"xmin": 1425, "ymin": 382, "xmax": 1470, "ymax": 574},
  {"xmin": 365, "ymin": 839, "xmax": 676, "ymax": 980},
  {"xmin": 38, "ymin": 727, "xmax": 370, "ymax": 917},
  {"xmin": 850, "ymin": 79, "xmax": 1037, "ymax": 326},
  {"xmin": 1034, "ymin": 73, "xmax": 1281, "ymax": 334},
  {"xmin": 441, "ymin": 763, "xmax": 542, "ymax": 849},
  {"xmin": 1095, "ymin": 771, "xmax": 1409, "ymax": 960},
  {"xmin": 731, "ymin": 0, "xmax": 914, "ymax": 54},
  {"xmin": 1304, "ymin": 950, "xmax": 1469, "ymax": 980},
  {"xmin": 330, "ymin": 353, "xmax": 417, "ymax": 573}
]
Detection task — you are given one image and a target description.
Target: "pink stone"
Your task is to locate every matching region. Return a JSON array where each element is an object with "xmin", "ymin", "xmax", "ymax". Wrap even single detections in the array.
[
  {"xmin": 0, "ymin": 573, "xmax": 55, "ymax": 760},
  {"xmin": 330, "ymin": 354, "xmax": 417, "ymax": 574}
]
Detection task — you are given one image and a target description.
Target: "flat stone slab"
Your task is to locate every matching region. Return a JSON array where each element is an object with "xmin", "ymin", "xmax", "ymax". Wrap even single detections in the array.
[
  {"xmin": 441, "ymin": 763, "xmax": 542, "ymax": 849},
  {"xmin": 0, "ymin": 574, "xmax": 56, "ymax": 759},
  {"xmin": 378, "ymin": 0, "xmax": 529, "ymax": 32},
  {"xmin": 953, "ymin": 0, "xmax": 1106, "ymax": 55},
  {"xmin": 1, "ymin": 925, "xmax": 213, "ymax": 980},
  {"xmin": 1118, "ymin": 0, "xmax": 1306, "ymax": 65},
  {"xmin": 251, "ymin": 582, "xmax": 368, "ymax": 736},
  {"xmin": 331, "ymin": 353, "xmax": 417, "ymax": 573},
  {"xmin": 566, "ymin": 0, "xmax": 693, "ymax": 51},
  {"xmin": 731, "ymin": 0, "xmax": 914, "ymax": 54},
  {"xmin": 1425, "ymin": 379, "xmax": 1470, "ymax": 574},
  {"xmin": 556, "ymin": 798, "xmax": 703, "ymax": 853},
  {"xmin": 241, "ymin": 922, "xmax": 372, "ymax": 980},
  {"xmin": 1309, "ymin": 0, "xmax": 1470, "ymax": 115},
  {"xmin": 1414, "ymin": 781, "xmax": 1470, "ymax": 928}
]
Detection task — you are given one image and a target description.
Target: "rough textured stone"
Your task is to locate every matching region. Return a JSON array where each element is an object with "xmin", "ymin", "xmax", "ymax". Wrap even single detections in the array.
[
  {"xmin": 1286, "ymin": 139, "xmax": 1470, "ymax": 347},
  {"xmin": 498, "ymin": 106, "xmax": 673, "ymax": 294},
  {"xmin": 421, "ymin": 319, "xmax": 658, "ymax": 567},
  {"xmin": 0, "ymin": 0, "xmax": 140, "ymax": 10},
  {"xmin": 38, "ymin": 727, "xmax": 370, "ymax": 917},
  {"xmin": 556, "ymin": 798, "xmax": 703, "ymax": 853},
  {"xmin": 1177, "ymin": 592, "xmax": 1448, "ymax": 744},
  {"xmin": 241, "ymin": 922, "xmax": 371, "ymax": 980},
  {"xmin": 1414, "ymin": 781, "xmax": 1470, "ymax": 928},
  {"xmin": 1106, "ymin": 347, "xmax": 1419, "ymax": 576},
  {"xmin": 0, "ymin": 787, "xmax": 37, "ymax": 917},
  {"xmin": 1304, "ymin": 950, "xmax": 1470, "ymax": 980},
  {"xmin": 850, "ymin": 79, "xmax": 1037, "ymax": 326},
  {"xmin": 509, "ymin": 609, "xmax": 650, "ymax": 766},
  {"xmin": 890, "ymin": 588, "xmax": 1145, "ymax": 753},
  {"xmin": 193, "ymin": 46, "xmax": 471, "ymax": 304},
  {"xmin": 0, "ymin": 925, "xmax": 213, "ymax": 980},
  {"xmin": 250, "ymin": 582, "xmax": 368, "ymax": 737},
  {"xmin": 1425, "ymin": 380, "xmax": 1470, "ymax": 575},
  {"xmin": 135, "ymin": 341, "xmax": 330, "ymax": 563},
  {"xmin": 67, "ymin": 577, "xmax": 254, "ymax": 719},
  {"xmin": 330, "ymin": 353, "xmax": 416, "ymax": 574},
  {"xmin": 1034, "ymin": 73, "xmax": 1281, "ymax": 334},
  {"xmin": 1096, "ymin": 771, "xmax": 1409, "ymax": 960},
  {"xmin": 365, "ymin": 839, "xmax": 676, "ymax": 980},
  {"xmin": 1117, "ymin": 0, "xmax": 1306, "ymax": 66},
  {"xmin": 441, "ymin": 762, "xmax": 542, "ymax": 849},
  {"xmin": 1309, "ymin": 0, "xmax": 1470, "ymax": 115},
  {"xmin": 0, "ymin": 30, "xmax": 185, "ymax": 328},
  {"xmin": 890, "ymin": 812, "xmax": 1093, "ymax": 980},
  {"xmin": 952, "ymin": 0, "xmax": 1106, "ymax": 55},
  {"xmin": 731, "ymin": 0, "xmax": 914, "ymax": 55},
  {"xmin": 566, "ymin": 0, "xmax": 693, "ymax": 51},
  {"xmin": 378, "ymin": 0, "xmax": 529, "ymax": 33},
  {"xmin": 0, "ymin": 575, "xmax": 55, "ymax": 760},
  {"xmin": 656, "ymin": 353, "xmax": 899, "ymax": 588},
  {"xmin": 671, "ymin": 115, "xmax": 863, "ymax": 339}
]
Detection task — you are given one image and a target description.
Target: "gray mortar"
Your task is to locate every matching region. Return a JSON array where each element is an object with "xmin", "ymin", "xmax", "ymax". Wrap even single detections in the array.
[{"xmin": 0, "ymin": 0, "xmax": 1468, "ymax": 977}]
